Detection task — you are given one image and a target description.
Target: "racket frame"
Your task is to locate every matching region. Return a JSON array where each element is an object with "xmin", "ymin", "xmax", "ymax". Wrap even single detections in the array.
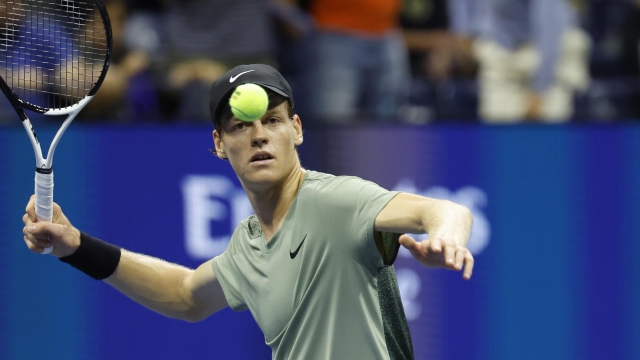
[{"xmin": 0, "ymin": 0, "xmax": 112, "ymax": 250}]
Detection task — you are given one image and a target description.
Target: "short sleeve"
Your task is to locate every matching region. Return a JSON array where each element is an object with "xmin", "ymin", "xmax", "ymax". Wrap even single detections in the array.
[
  {"xmin": 210, "ymin": 233, "xmax": 248, "ymax": 312},
  {"xmin": 314, "ymin": 176, "xmax": 399, "ymax": 271}
]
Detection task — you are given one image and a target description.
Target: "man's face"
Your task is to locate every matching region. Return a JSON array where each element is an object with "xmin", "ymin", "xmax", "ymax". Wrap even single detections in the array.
[{"xmin": 213, "ymin": 101, "xmax": 303, "ymax": 189}]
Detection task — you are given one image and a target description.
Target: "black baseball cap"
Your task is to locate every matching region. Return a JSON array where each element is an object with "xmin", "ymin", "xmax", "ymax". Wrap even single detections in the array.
[{"xmin": 209, "ymin": 64, "xmax": 294, "ymax": 125}]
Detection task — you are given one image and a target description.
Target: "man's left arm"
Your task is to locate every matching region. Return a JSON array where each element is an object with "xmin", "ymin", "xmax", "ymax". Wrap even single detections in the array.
[{"xmin": 375, "ymin": 193, "xmax": 475, "ymax": 280}]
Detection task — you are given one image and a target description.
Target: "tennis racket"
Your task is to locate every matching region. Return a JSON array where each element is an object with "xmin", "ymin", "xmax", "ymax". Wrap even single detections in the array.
[{"xmin": 0, "ymin": 0, "xmax": 111, "ymax": 253}]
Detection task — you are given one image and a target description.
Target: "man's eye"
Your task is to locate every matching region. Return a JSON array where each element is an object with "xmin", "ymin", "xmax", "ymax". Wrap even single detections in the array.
[
  {"xmin": 234, "ymin": 123, "xmax": 246, "ymax": 130},
  {"xmin": 267, "ymin": 117, "xmax": 279, "ymax": 124}
]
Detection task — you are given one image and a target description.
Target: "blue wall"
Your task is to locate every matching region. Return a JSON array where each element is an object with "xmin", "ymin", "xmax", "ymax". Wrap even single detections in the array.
[{"xmin": 1, "ymin": 124, "xmax": 638, "ymax": 359}]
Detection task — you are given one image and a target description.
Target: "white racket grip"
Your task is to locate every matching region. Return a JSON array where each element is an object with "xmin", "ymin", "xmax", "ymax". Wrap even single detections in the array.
[
  {"xmin": 35, "ymin": 171, "xmax": 54, "ymax": 222},
  {"xmin": 35, "ymin": 171, "xmax": 54, "ymax": 254}
]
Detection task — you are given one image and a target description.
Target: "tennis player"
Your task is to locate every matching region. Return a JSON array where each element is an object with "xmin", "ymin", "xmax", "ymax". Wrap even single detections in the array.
[{"xmin": 22, "ymin": 64, "xmax": 474, "ymax": 360}]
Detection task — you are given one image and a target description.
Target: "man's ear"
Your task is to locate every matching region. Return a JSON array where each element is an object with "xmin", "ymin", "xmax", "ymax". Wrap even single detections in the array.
[
  {"xmin": 213, "ymin": 129, "xmax": 228, "ymax": 159},
  {"xmin": 293, "ymin": 115, "xmax": 303, "ymax": 146}
]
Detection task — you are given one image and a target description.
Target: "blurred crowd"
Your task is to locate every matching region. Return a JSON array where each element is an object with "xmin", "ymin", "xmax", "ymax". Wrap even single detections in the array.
[{"xmin": 2, "ymin": 0, "xmax": 640, "ymax": 125}]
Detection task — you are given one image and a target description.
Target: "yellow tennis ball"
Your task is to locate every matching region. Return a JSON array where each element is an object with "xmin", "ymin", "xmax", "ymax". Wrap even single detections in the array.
[{"xmin": 229, "ymin": 83, "xmax": 269, "ymax": 122}]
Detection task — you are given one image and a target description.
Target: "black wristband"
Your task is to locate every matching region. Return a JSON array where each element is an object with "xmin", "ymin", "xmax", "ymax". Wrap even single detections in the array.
[{"xmin": 59, "ymin": 232, "xmax": 121, "ymax": 280}]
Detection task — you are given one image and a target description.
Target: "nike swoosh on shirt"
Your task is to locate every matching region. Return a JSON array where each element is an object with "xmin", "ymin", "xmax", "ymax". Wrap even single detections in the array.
[
  {"xmin": 229, "ymin": 70, "xmax": 255, "ymax": 83},
  {"xmin": 290, "ymin": 235, "xmax": 307, "ymax": 259}
]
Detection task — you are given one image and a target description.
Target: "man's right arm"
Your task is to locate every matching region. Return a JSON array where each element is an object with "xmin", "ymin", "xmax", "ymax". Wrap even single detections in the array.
[
  {"xmin": 22, "ymin": 196, "xmax": 228, "ymax": 322},
  {"xmin": 104, "ymin": 253, "xmax": 228, "ymax": 322}
]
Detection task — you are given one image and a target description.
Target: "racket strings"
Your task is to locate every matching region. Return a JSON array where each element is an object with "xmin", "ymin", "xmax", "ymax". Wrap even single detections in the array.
[{"xmin": 0, "ymin": 0, "xmax": 108, "ymax": 110}]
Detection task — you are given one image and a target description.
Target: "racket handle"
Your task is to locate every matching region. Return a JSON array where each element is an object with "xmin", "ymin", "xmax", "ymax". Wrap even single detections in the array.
[{"xmin": 35, "ymin": 171, "xmax": 54, "ymax": 254}]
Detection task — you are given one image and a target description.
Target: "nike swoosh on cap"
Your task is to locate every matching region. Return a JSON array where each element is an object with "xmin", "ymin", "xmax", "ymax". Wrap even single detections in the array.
[{"xmin": 229, "ymin": 70, "xmax": 255, "ymax": 83}]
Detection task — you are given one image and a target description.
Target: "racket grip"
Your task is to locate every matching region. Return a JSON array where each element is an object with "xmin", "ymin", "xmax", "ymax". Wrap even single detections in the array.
[
  {"xmin": 35, "ymin": 171, "xmax": 54, "ymax": 255},
  {"xmin": 35, "ymin": 171, "xmax": 54, "ymax": 222}
]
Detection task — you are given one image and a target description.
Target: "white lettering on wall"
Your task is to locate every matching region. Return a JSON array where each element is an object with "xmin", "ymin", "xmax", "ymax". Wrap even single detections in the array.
[{"xmin": 182, "ymin": 175, "xmax": 253, "ymax": 259}]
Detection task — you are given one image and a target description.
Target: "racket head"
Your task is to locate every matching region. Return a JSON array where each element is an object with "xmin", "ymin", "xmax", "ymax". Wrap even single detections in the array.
[{"xmin": 0, "ymin": 0, "xmax": 112, "ymax": 115}]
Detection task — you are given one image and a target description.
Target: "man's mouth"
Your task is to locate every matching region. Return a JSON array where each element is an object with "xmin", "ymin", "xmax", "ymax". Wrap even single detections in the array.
[{"xmin": 250, "ymin": 152, "xmax": 274, "ymax": 163}]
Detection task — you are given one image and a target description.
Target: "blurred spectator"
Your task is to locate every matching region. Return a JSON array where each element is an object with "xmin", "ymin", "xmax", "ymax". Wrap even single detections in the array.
[
  {"xmin": 77, "ymin": 0, "xmax": 158, "ymax": 122},
  {"xmin": 399, "ymin": 0, "xmax": 479, "ymax": 122},
  {"xmin": 303, "ymin": 0, "xmax": 411, "ymax": 124},
  {"xmin": 402, "ymin": 0, "xmax": 476, "ymax": 82},
  {"xmin": 0, "ymin": 1, "xmax": 104, "ymax": 124},
  {"xmin": 161, "ymin": 0, "xmax": 276, "ymax": 121},
  {"xmin": 269, "ymin": 0, "xmax": 314, "ymax": 116},
  {"xmin": 579, "ymin": 0, "xmax": 640, "ymax": 120},
  {"xmin": 453, "ymin": 0, "xmax": 591, "ymax": 123},
  {"xmin": 0, "ymin": 1, "xmax": 75, "ymax": 123},
  {"xmin": 621, "ymin": 0, "xmax": 640, "ymax": 116},
  {"xmin": 585, "ymin": 0, "xmax": 632, "ymax": 78},
  {"xmin": 621, "ymin": 0, "xmax": 640, "ymax": 77}
]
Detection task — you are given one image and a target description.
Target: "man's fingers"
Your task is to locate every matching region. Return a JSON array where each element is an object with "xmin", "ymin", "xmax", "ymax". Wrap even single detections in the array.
[
  {"xmin": 454, "ymin": 248, "xmax": 466, "ymax": 270},
  {"xmin": 23, "ymin": 226, "xmax": 51, "ymax": 248},
  {"xmin": 23, "ymin": 234, "xmax": 48, "ymax": 253},
  {"xmin": 24, "ymin": 235, "xmax": 45, "ymax": 253},
  {"xmin": 25, "ymin": 195, "xmax": 36, "ymax": 222},
  {"xmin": 52, "ymin": 202, "xmax": 63, "ymax": 223},
  {"xmin": 398, "ymin": 234, "xmax": 420, "ymax": 252},
  {"xmin": 402, "ymin": 235, "xmax": 475, "ymax": 279},
  {"xmin": 462, "ymin": 253, "xmax": 474, "ymax": 280},
  {"xmin": 25, "ymin": 221, "xmax": 64, "ymax": 239},
  {"xmin": 442, "ymin": 242, "xmax": 455, "ymax": 267},
  {"xmin": 429, "ymin": 238, "xmax": 442, "ymax": 253}
]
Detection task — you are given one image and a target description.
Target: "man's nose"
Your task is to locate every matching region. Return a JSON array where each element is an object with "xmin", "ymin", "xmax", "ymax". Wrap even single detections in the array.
[{"xmin": 251, "ymin": 122, "xmax": 268, "ymax": 147}]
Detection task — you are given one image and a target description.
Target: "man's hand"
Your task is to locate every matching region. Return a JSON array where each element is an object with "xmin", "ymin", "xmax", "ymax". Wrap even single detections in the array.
[
  {"xmin": 399, "ymin": 234, "xmax": 475, "ymax": 280},
  {"xmin": 375, "ymin": 193, "xmax": 475, "ymax": 279},
  {"xmin": 22, "ymin": 195, "xmax": 81, "ymax": 257}
]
